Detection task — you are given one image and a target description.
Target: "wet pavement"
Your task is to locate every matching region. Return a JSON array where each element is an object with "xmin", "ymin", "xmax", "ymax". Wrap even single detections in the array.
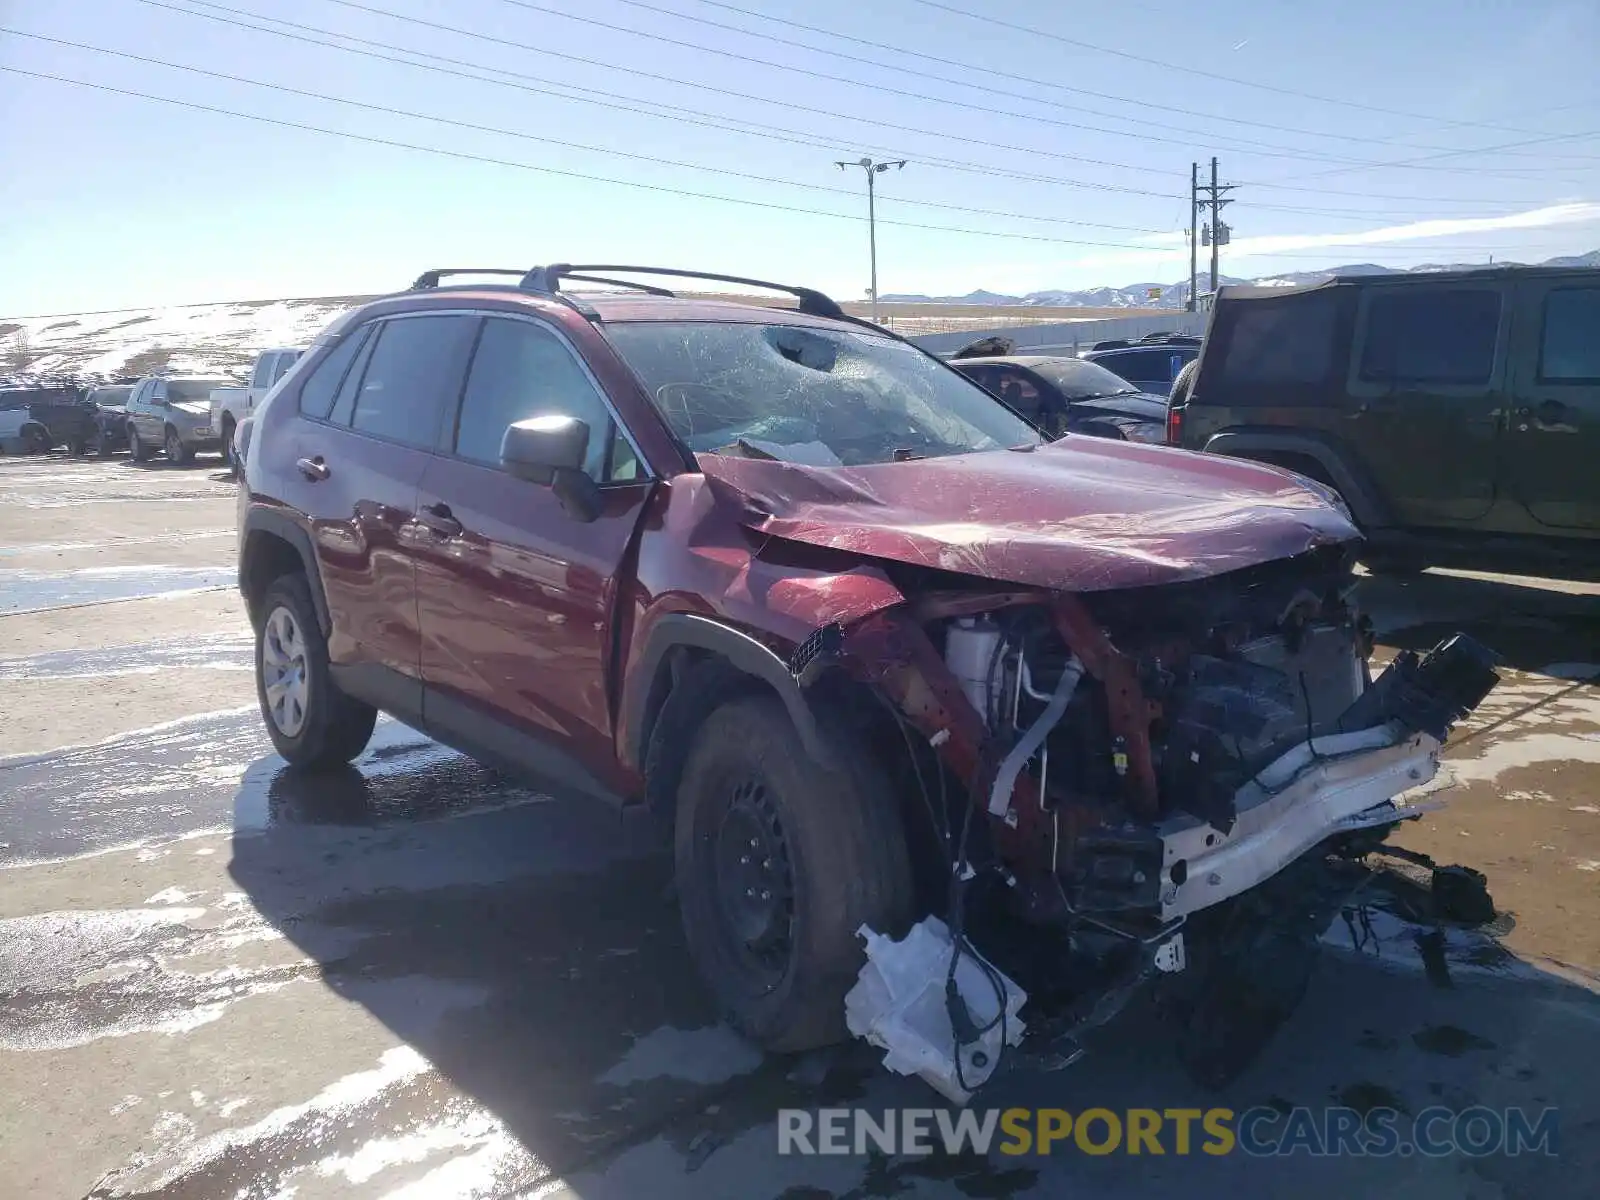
[
  {"xmin": 0, "ymin": 566, "xmax": 236, "ymax": 614},
  {"xmin": 1, "ymin": 457, "xmax": 1598, "ymax": 1198}
]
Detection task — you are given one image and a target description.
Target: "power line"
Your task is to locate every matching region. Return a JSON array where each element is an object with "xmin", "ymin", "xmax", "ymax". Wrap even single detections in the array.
[
  {"xmin": 167, "ymin": 0, "xmax": 1579, "ymax": 213},
  {"xmin": 160, "ymin": 1, "xmax": 1571, "ymax": 229},
  {"xmin": 0, "ymin": 64, "xmax": 1194, "ymax": 251},
  {"xmin": 19, "ymin": 49, "xmax": 1578, "ymax": 265},
  {"xmin": 155, "ymin": 0, "xmax": 1183, "ymax": 195},
  {"xmin": 0, "ymin": 28, "xmax": 1184, "ymax": 237},
  {"xmin": 610, "ymin": 0, "xmax": 1600, "ymax": 165},
  {"xmin": 481, "ymin": 0, "xmax": 1589, "ymax": 178},
  {"xmin": 907, "ymin": 0, "xmax": 1578, "ymax": 136}
]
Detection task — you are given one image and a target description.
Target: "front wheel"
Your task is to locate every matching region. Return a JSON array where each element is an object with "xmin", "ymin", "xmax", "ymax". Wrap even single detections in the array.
[
  {"xmin": 164, "ymin": 427, "xmax": 193, "ymax": 465},
  {"xmin": 128, "ymin": 426, "xmax": 152, "ymax": 461},
  {"xmin": 255, "ymin": 573, "xmax": 377, "ymax": 768},
  {"xmin": 674, "ymin": 695, "xmax": 914, "ymax": 1052}
]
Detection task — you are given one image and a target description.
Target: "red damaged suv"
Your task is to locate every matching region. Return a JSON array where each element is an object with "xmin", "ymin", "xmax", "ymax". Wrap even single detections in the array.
[{"xmin": 236, "ymin": 265, "xmax": 1495, "ymax": 1079}]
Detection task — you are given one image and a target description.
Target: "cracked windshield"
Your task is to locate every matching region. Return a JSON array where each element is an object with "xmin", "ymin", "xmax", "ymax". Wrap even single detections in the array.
[{"xmin": 605, "ymin": 321, "xmax": 1042, "ymax": 465}]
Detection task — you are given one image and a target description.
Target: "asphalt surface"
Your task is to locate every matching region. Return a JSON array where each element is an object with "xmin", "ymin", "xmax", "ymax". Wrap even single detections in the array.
[{"xmin": 1, "ymin": 453, "xmax": 1597, "ymax": 1199}]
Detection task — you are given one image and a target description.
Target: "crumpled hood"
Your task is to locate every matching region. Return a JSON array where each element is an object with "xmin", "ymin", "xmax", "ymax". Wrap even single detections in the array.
[{"xmin": 698, "ymin": 436, "xmax": 1360, "ymax": 592}]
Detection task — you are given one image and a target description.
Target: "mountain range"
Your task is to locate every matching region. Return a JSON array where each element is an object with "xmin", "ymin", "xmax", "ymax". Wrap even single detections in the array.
[
  {"xmin": 880, "ymin": 249, "xmax": 1600, "ymax": 308},
  {"xmin": 5, "ymin": 249, "xmax": 1598, "ymax": 380}
]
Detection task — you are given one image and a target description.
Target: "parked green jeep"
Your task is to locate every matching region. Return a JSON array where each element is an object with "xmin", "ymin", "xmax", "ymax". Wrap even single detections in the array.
[{"xmin": 1169, "ymin": 267, "xmax": 1600, "ymax": 580}]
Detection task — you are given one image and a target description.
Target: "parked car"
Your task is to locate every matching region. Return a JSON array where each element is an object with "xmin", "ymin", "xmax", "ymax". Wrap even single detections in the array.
[
  {"xmin": 1169, "ymin": 266, "xmax": 1600, "ymax": 579},
  {"xmin": 948, "ymin": 354, "xmax": 1169, "ymax": 441},
  {"xmin": 0, "ymin": 384, "xmax": 97, "ymax": 454},
  {"xmin": 1083, "ymin": 332, "xmax": 1201, "ymax": 395},
  {"xmin": 85, "ymin": 384, "xmax": 134, "ymax": 455},
  {"xmin": 213, "ymin": 348, "xmax": 303, "ymax": 469},
  {"xmin": 125, "ymin": 375, "xmax": 233, "ymax": 464},
  {"xmin": 236, "ymin": 263, "xmax": 1494, "ymax": 1085}
]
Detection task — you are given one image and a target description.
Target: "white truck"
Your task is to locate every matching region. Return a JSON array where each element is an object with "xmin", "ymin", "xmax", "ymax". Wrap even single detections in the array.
[{"xmin": 211, "ymin": 347, "xmax": 303, "ymax": 468}]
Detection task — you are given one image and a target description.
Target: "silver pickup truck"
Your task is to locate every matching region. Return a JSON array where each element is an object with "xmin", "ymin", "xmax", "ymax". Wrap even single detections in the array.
[{"xmin": 211, "ymin": 347, "xmax": 302, "ymax": 468}]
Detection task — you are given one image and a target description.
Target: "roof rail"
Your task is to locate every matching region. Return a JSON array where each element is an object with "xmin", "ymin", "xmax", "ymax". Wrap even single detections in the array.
[
  {"xmin": 410, "ymin": 268, "xmax": 528, "ymax": 290},
  {"xmin": 520, "ymin": 264, "xmax": 847, "ymax": 320}
]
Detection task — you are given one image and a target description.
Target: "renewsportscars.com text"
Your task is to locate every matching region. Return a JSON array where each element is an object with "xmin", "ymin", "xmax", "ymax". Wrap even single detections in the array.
[{"xmin": 777, "ymin": 1106, "xmax": 1560, "ymax": 1159}]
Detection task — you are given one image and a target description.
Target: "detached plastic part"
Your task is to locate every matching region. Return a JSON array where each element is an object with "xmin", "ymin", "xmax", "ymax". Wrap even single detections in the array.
[{"xmin": 844, "ymin": 917, "xmax": 1027, "ymax": 1106}]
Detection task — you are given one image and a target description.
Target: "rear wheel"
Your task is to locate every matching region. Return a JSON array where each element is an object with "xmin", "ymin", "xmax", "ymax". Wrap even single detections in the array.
[
  {"xmin": 255, "ymin": 573, "xmax": 377, "ymax": 768},
  {"xmin": 674, "ymin": 694, "xmax": 914, "ymax": 1052}
]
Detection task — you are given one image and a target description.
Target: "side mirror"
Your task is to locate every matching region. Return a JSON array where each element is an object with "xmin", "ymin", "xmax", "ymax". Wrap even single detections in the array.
[{"xmin": 501, "ymin": 415, "xmax": 601, "ymax": 522}]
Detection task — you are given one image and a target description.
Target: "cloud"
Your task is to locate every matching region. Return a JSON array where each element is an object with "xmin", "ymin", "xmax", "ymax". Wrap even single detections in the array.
[{"xmin": 1224, "ymin": 202, "xmax": 1600, "ymax": 258}]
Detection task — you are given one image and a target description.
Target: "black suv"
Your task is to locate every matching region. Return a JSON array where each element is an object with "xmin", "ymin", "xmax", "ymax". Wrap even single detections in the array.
[
  {"xmin": 0, "ymin": 384, "xmax": 97, "ymax": 455},
  {"xmin": 1170, "ymin": 267, "xmax": 1600, "ymax": 579}
]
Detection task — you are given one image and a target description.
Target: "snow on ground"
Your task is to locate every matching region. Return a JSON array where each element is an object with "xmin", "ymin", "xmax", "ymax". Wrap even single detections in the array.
[{"xmin": 1, "ymin": 296, "xmax": 366, "ymax": 380}]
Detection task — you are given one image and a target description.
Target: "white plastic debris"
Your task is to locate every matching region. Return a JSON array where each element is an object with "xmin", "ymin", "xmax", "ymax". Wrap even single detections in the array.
[{"xmin": 844, "ymin": 916, "xmax": 1027, "ymax": 1105}]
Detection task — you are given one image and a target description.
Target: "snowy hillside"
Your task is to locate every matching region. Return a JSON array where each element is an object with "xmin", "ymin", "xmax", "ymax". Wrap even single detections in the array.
[{"xmin": 0, "ymin": 296, "xmax": 366, "ymax": 382}]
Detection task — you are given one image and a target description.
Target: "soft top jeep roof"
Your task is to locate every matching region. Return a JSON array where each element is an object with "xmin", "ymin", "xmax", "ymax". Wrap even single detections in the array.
[{"xmin": 1216, "ymin": 262, "xmax": 1600, "ymax": 303}]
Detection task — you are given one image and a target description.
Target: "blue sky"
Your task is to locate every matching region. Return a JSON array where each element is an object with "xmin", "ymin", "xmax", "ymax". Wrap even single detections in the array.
[{"xmin": 2, "ymin": 0, "xmax": 1598, "ymax": 314}]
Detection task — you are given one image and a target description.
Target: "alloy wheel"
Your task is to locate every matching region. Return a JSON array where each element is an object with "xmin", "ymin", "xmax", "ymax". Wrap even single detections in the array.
[{"xmin": 261, "ymin": 605, "xmax": 310, "ymax": 738}]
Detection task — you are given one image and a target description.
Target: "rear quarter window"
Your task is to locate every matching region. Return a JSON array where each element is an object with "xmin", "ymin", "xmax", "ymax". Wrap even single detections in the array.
[{"xmin": 1213, "ymin": 289, "xmax": 1342, "ymax": 389}]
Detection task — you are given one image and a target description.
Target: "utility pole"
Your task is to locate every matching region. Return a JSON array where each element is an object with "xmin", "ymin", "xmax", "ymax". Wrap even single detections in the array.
[
  {"xmin": 1196, "ymin": 156, "xmax": 1238, "ymax": 297},
  {"xmin": 835, "ymin": 156, "xmax": 905, "ymax": 324},
  {"xmin": 1188, "ymin": 161, "xmax": 1198, "ymax": 313}
]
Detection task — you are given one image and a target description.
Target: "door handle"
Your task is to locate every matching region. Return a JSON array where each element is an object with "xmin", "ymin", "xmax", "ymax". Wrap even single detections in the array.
[
  {"xmin": 296, "ymin": 456, "xmax": 330, "ymax": 481},
  {"xmin": 415, "ymin": 502, "xmax": 463, "ymax": 538}
]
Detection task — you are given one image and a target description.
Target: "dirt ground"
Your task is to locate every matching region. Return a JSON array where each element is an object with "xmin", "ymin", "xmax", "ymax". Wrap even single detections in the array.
[{"xmin": 0, "ymin": 453, "xmax": 1595, "ymax": 1199}]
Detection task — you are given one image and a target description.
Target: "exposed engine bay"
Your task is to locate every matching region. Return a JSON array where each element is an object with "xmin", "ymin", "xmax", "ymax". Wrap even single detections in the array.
[{"xmin": 790, "ymin": 545, "xmax": 1500, "ymax": 1092}]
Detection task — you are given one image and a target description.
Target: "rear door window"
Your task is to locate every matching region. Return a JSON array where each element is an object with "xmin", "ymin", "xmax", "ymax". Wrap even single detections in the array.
[
  {"xmin": 1359, "ymin": 288, "xmax": 1501, "ymax": 386},
  {"xmin": 300, "ymin": 328, "xmax": 371, "ymax": 420},
  {"xmin": 348, "ymin": 316, "xmax": 476, "ymax": 448},
  {"xmin": 1538, "ymin": 287, "xmax": 1600, "ymax": 383}
]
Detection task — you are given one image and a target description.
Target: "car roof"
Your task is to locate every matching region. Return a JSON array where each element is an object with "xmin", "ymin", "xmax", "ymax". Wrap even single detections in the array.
[
  {"xmin": 1220, "ymin": 262, "xmax": 1600, "ymax": 301},
  {"xmin": 948, "ymin": 355, "xmax": 1077, "ymax": 368}
]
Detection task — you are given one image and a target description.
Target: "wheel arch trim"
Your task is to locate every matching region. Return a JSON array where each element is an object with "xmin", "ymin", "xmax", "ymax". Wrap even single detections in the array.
[{"xmin": 240, "ymin": 508, "xmax": 331, "ymax": 637}]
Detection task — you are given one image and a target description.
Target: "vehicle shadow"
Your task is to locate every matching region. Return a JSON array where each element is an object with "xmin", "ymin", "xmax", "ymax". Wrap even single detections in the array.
[
  {"xmin": 1359, "ymin": 569, "xmax": 1599, "ymax": 678},
  {"xmin": 224, "ymin": 745, "xmax": 1600, "ymax": 1198}
]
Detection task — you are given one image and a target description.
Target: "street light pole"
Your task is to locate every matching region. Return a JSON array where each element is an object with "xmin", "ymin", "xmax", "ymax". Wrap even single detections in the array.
[{"xmin": 836, "ymin": 156, "xmax": 905, "ymax": 324}]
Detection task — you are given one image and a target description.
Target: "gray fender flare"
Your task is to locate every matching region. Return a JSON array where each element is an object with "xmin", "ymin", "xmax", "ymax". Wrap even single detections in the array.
[{"xmin": 1202, "ymin": 429, "xmax": 1391, "ymax": 528}]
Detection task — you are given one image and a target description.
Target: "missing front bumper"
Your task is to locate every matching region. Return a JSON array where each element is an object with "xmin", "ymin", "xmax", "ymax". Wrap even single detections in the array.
[{"xmin": 1157, "ymin": 725, "xmax": 1442, "ymax": 920}]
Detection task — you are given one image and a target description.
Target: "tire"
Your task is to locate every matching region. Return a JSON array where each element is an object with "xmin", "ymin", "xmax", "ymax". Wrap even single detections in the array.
[
  {"xmin": 255, "ymin": 572, "xmax": 377, "ymax": 768},
  {"xmin": 1169, "ymin": 358, "xmax": 1199, "ymax": 404},
  {"xmin": 164, "ymin": 426, "xmax": 192, "ymax": 466},
  {"xmin": 221, "ymin": 415, "xmax": 238, "ymax": 476},
  {"xmin": 67, "ymin": 436, "xmax": 87, "ymax": 457},
  {"xmin": 128, "ymin": 426, "xmax": 152, "ymax": 462},
  {"xmin": 1363, "ymin": 554, "xmax": 1428, "ymax": 577},
  {"xmin": 674, "ymin": 694, "xmax": 915, "ymax": 1052},
  {"xmin": 95, "ymin": 429, "xmax": 116, "ymax": 457}
]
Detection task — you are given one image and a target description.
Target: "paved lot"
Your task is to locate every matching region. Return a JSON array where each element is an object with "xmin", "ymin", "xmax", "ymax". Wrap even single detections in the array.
[{"xmin": 1, "ymin": 454, "xmax": 1596, "ymax": 1199}]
